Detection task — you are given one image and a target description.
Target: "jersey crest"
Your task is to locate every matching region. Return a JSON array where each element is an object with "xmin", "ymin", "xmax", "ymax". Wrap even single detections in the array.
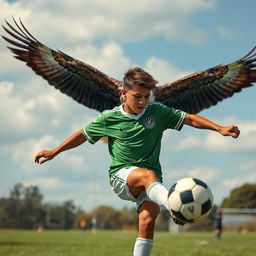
[{"xmin": 144, "ymin": 116, "xmax": 155, "ymax": 129}]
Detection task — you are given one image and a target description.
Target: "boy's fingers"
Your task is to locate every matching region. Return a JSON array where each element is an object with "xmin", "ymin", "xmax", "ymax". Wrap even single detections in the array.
[
  {"xmin": 232, "ymin": 126, "xmax": 240, "ymax": 138},
  {"xmin": 40, "ymin": 158, "xmax": 48, "ymax": 164},
  {"xmin": 35, "ymin": 150, "xmax": 54, "ymax": 164},
  {"xmin": 35, "ymin": 151, "xmax": 45, "ymax": 163},
  {"xmin": 34, "ymin": 155, "xmax": 40, "ymax": 163}
]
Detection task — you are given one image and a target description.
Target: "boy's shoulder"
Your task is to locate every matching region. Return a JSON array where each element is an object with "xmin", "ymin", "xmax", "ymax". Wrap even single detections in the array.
[
  {"xmin": 102, "ymin": 106, "xmax": 121, "ymax": 113},
  {"xmin": 101, "ymin": 106, "xmax": 122, "ymax": 117},
  {"xmin": 148, "ymin": 101, "xmax": 170, "ymax": 110}
]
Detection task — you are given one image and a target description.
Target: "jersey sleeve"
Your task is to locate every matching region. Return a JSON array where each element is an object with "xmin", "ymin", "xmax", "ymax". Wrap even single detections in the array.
[
  {"xmin": 168, "ymin": 108, "xmax": 187, "ymax": 130},
  {"xmin": 82, "ymin": 114, "xmax": 106, "ymax": 144},
  {"xmin": 158, "ymin": 104, "xmax": 187, "ymax": 131}
]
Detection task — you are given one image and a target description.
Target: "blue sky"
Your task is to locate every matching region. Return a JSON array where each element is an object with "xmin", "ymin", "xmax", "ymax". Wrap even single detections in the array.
[{"xmin": 0, "ymin": 0, "xmax": 255, "ymax": 211}]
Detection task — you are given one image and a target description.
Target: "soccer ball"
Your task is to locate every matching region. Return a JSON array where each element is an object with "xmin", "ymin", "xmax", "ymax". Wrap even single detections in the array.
[{"xmin": 167, "ymin": 177, "xmax": 214, "ymax": 224}]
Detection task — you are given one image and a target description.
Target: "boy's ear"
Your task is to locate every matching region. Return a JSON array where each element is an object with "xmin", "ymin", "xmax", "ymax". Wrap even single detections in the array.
[{"xmin": 121, "ymin": 88, "xmax": 127, "ymax": 95}]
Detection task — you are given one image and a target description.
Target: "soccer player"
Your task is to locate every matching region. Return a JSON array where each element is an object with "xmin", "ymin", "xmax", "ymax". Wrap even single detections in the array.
[
  {"xmin": 35, "ymin": 67, "xmax": 240, "ymax": 256},
  {"xmin": 214, "ymin": 208, "xmax": 223, "ymax": 240}
]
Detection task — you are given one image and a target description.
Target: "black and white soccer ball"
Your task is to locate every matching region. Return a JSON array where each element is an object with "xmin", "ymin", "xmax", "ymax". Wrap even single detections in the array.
[{"xmin": 167, "ymin": 177, "xmax": 214, "ymax": 224}]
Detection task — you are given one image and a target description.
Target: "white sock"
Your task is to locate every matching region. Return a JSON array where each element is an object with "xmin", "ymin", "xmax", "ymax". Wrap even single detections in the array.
[
  {"xmin": 133, "ymin": 237, "xmax": 153, "ymax": 256},
  {"xmin": 146, "ymin": 182, "xmax": 168, "ymax": 209}
]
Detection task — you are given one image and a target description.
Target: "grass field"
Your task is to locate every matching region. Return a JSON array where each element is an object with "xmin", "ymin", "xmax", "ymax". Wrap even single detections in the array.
[{"xmin": 0, "ymin": 229, "xmax": 256, "ymax": 256}]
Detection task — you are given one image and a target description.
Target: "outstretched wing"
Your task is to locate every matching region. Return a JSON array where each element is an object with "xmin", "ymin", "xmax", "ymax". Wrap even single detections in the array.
[
  {"xmin": 2, "ymin": 18, "xmax": 122, "ymax": 112},
  {"xmin": 154, "ymin": 47, "xmax": 256, "ymax": 114}
]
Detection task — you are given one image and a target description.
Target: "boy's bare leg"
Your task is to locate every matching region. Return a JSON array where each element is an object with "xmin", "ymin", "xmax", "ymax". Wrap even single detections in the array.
[
  {"xmin": 138, "ymin": 201, "xmax": 160, "ymax": 239},
  {"xmin": 133, "ymin": 201, "xmax": 159, "ymax": 256},
  {"xmin": 127, "ymin": 168, "xmax": 160, "ymax": 197},
  {"xmin": 127, "ymin": 168, "xmax": 169, "ymax": 209}
]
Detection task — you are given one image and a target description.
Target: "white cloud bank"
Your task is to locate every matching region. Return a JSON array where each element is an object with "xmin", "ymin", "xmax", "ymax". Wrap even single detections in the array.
[
  {"xmin": 1, "ymin": 0, "xmax": 215, "ymax": 45},
  {"xmin": 2, "ymin": 0, "xmax": 255, "ymax": 211},
  {"xmin": 173, "ymin": 120, "xmax": 256, "ymax": 153}
]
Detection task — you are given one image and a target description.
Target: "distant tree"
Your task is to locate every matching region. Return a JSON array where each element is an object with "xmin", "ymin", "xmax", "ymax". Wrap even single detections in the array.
[
  {"xmin": 221, "ymin": 183, "xmax": 256, "ymax": 208},
  {"xmin": 88, "ymin": 205, "xmax": 121, "ymax": 229},
  {"xmin": 118, "ymin": 206, "xmax": 137, "ymax": 226},
  {"xmin": 10, "ymin": 183, "xmax": 24, "ymax": 201},
  {"xmin": 19, "ymin": 185, "xmax": 45, "ymax": 228},
  {"xmin": 2, "ymin": 184, "xmax": 146, "ymax": 230},
  {"xmin": 0, "ymin": 198, "xmax": 19, "ymax": 228},
  {"xmin": 155, "ymin": 209, "xmax": 169, "ymax": 231},
  {"xmin": 61, "ymin": 200, "xmax": 76, "ymax": 229},
  {"xmin": 45, "ymin": 201, "xmax": 76, "ymax": 229},
  {"xmin": 9, "ymin": 183, "xmax": 24, "ymax": 227},
  {"xmin": 0, "ymin": 184, "xmax": 46, "ymax": 228}
]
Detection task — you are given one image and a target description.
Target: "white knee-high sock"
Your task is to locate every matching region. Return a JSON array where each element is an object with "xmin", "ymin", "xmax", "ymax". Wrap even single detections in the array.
[
  {"xmin": 133, "ymin": 238, "xmax": 153, "ymax": 256},
  {"xmin": 146, "ymin": 182, "xmax": 168, "ymax": 209}
]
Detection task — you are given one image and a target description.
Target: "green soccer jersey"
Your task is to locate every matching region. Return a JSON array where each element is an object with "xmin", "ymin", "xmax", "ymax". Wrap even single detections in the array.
[{"xmin": 82, "ymin": 102, "xmax": 186, "ymax": 182}]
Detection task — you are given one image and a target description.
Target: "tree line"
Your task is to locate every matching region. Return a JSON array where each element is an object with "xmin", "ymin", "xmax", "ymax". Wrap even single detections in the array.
[
  {"xmin": 0, "ymin": 183, "xmax": 146, "ymax": 230},
  {"xmin": 0, "ymin": 183, "xmax": 255, "ymax": 230}
]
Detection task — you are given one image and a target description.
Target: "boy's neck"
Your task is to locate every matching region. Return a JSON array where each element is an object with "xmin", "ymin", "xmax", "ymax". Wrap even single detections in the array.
[{"xmin": 120, "ymin": 104, "xmax": 147, "ymax": 120}]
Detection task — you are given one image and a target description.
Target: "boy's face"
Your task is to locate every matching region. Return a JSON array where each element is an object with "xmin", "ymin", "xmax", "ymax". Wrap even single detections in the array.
[{"xmin": 122, "ymin": 85, "xmax": 151, "ymax": 115}]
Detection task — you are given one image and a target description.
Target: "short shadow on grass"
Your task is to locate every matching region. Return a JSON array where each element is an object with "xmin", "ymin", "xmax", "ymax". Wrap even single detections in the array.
[{"xmin": 0, "ymin": 241, "xmax": 62, "ymax": 246}]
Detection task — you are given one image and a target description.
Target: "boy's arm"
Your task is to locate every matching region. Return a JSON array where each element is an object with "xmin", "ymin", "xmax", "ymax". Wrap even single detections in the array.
[
  {"xmin": 184, "ymin": 114, "xmax": 240, "ymax": 138},
  {"xmin": 35, "ymin": 129, "xmax": 87, "ymax": 164}
]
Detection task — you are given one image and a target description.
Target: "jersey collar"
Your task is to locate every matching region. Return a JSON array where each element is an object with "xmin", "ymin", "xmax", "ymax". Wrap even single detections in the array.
[{"xmin": 120, "ymin": 104, "xmax": 148, "ymax": 120}]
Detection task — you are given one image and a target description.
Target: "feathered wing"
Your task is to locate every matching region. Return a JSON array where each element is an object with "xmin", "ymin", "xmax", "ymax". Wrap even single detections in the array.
[
  {"xmin": 153, "ymin": 47, "xmax": 256, "ymax": 114},
  {"xmin": 2, "ymin": 18, "xmax": 122, "ymax": 112}
]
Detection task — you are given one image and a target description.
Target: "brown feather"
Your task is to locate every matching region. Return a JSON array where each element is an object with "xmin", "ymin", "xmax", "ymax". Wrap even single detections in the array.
[
  {"xmin": 2, "ymin": 18, "xmax": 255, "ymax": 114},
  {"xmin": 154, "ymin": 48, "xmax": 256, "ymax": 113},
  {"xmin": 2, "ymin": 18, "xmax": 122, "ymax": 112}
]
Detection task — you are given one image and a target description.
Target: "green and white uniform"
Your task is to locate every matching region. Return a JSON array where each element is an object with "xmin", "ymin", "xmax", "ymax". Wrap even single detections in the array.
[{"xmin": 82, "ymin": 102, "xmax": 186, "ymax": 183}]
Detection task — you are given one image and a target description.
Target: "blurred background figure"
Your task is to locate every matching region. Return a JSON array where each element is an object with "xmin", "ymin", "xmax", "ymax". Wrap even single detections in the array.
[
  {"xmin": 91, "ymin": 216, "xmax": 97, "ymax": 233},
  {"xmin": 214, "ymin": 208, "xmax": 223, "ymax": 240},
  {"xmin": 37, "ymin": 224, "xmax": 43, "ymax": 233},
  {"xmin": 79, "ymin": 219, "xmax": 87, "ymax": 231}
]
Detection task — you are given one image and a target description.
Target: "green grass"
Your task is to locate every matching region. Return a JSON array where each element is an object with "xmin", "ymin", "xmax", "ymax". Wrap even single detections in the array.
[{"xmin": 0, "ymin": 229, "xmax": 256, "ymax": 256}]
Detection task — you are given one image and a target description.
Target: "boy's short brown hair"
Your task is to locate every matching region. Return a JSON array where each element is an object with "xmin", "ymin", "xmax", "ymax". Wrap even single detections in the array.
[{"xmin": 123, "ymin": 67, "xmax": 158, "ymax": 90}]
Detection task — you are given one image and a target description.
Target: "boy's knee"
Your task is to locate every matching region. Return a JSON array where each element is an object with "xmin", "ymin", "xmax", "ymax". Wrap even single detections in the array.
[
  {"xmin": 141, "ymin": 214, "xmax": 157, "ymax": 226},
  {"xmin": 139, "ymin": 202, "xmax": 159, "ymax": 228},
  {"xmin": 127, "ymin": 168, "xmax": 159, "ymax": 197},
  {"xmin": 139, "ymin": 169, "xmax": 158, "ymax": 187},
  {"xmin": 144, "ymin": 169, "xmax": 157, "ymax": 179},
  {"xmin": 140, "ymin": 215, "xmax": 156, "ymax": 233},
  {"xmin": 138, "ymin": 202, "xmax": 159, "ymax": 238}
]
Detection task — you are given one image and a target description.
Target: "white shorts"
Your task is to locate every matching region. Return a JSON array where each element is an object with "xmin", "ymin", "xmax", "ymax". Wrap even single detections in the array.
[{"xmin": 109, "ymin": 166, "xmax": 153, "ymax": 210}]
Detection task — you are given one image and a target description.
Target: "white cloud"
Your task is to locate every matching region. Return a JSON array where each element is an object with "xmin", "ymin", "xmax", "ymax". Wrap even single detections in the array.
[
  {"xmin": 1, "ymin": 0, "xmax": 215, "ymax": 45},
  {"xmin": 165, "ymin": 166, "xmax": 220, "ymax": 183},
  {"xmin": 205, "ymin": 121, "xmax": 256, "ymax": 152},
  {"xmin": 223, "ymin": 172, "xmax": 256, "ymax": 190},
  {"xmin": 187, "ymin": 167, "xmax": 220, "ymax": 182},
  {"xmin": 0, "ymin": 0, "xmax": 30, "ymax": 20},
  {"xmin": 170, "ymin": 120, "xmax": 256, "ymax": 153},
  {"xmin": 55, "ymin": 181, "xmax": 117, "ymax": 209},
  {"xmin": 174, "ymin": 136, "xmax": 202, "ymax": 151},
  {"xmin": 145, "ymin": 57, "xmax": 193, "ymax": 85},
  {"xmin": 217, "ymin": 26, "xmax": 235, "ymax": 40},
  {"xmin": 23, "ymin": 177, "xmax": 64, "ymax": 190},
  {"xmin": 0, "ymin": 81, "xmax": 40, "ymax": 139},
  {"xmin": 70, "ymin": 42, "xmax": 132, "ymax": 79},
  {"xmin": 0, "ymin": 46, "xmax": 23, "ymax": 76},
  {"xmin": 8, "ymin": 134, "xmax": 90, "ymax": 174},
  {"xmin": 238, "ymin": 161, "xmax": 256, "ymax": 171},
  {"xmin": 10, "ymin": 135, "xmax": 58, "ymax": 173},
  {"xmin": 0, "ymin": 79, "xmax": 77, "ymax": 141},
  {"xmin": 1, "ymin": 0, "xmax": 254, "ymax": 212},
  {"xmin": 59, "ymin": 154, "xmax": 87, "ymax": 171}
]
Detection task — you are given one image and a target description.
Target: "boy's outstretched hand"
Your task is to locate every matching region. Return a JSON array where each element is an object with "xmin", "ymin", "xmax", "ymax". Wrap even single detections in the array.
[
  {"xmin": 218, "ymin": 126, "xmax": 240, "ymax": 138},
  {"xmin": 35, "ymin": 150, "xmax": 56, "ymax": 164},
  {"xmin": 34, "ymin": 130, "xmax": 86, "ymax": 165}
]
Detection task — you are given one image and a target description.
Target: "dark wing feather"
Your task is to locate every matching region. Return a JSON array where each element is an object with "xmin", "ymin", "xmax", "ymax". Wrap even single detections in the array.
[
  {"xmin": 2, "ymin": 18, "xmax": 122, "ymax": 112},
  {"xmin": 153, "ymin": 47, "xmax": 256, "ymax": 114}
]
